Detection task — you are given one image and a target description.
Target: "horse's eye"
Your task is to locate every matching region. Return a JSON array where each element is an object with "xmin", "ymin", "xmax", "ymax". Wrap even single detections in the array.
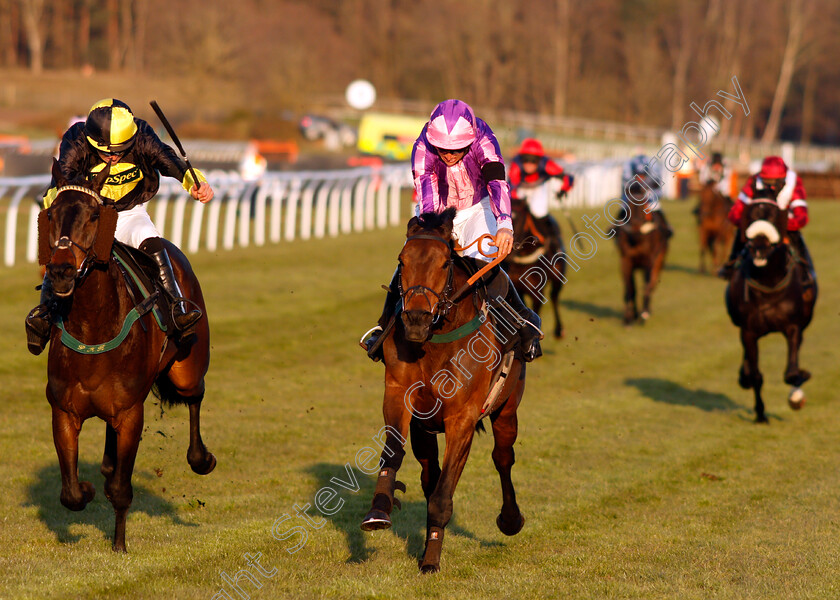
[{"xmin": 90, "ymin": 212, "xmax": 100, "ymax": 222}]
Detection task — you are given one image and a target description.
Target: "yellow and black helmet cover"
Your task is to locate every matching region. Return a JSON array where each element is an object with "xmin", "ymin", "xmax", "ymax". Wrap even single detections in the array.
[{"xmin": 85, "ymin": 98, "xmax": 138, "ymax": 153}]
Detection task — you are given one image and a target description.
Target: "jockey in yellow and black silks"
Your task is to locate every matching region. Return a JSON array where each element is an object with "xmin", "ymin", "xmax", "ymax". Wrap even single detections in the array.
[{"xmin": 25, "ymin": 98, "xmax": 215, "ymax": 355}]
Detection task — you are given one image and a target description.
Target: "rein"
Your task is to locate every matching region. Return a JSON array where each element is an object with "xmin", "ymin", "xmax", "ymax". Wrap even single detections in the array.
[{"xmin": 744, "ymin": 248, "xmax": 796, "ymax": 296}]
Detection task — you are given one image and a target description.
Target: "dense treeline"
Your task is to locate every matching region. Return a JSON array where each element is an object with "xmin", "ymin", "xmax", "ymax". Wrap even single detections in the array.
[{"xmin": 3, "ymin": 0, "xmax": 839, "ymax": 144}]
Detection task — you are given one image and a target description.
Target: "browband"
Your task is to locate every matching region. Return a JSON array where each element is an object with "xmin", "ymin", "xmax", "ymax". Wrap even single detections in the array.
[{"xmin": 54, "ymin": 185, "xmax": 104, "ymax": 205}]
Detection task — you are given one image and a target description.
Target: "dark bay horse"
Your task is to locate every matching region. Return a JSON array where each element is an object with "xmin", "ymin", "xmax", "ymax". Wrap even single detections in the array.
[
  {"xmin": 360, "ymin": 208, "xmax": 527, "ymax": 573},
  {"xmin": 39, "ymin": 164, "xmax": 215, "ymax": 552},
  {"xmin": 613, "ymin": 197, "xmax": 669, "ymax": 325},
  {"xmin": 725, "ymin": 200, "xmax": 817, "ymax": 423},
  {"xmin": 697, "ymin": 182, "xmax": 734, "ymax": 273},
  {"xmin": 503, "ymin": 199, "xmax": 565, "ymax": 338}
]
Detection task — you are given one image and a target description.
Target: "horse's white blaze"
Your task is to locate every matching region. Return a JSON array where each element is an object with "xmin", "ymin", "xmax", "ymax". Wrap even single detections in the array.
[
  {"xmin": 752, "ymin": 257, "xmax": 768, "ymax": 267},
  {"xmin": 640, "ymin": 222, "xmax": 656, "ymax": 235},
  {"xmin": 788, "ymin": 386, "xmax": 806, "ymax": 410},
  {"xmin": 745, "ymin": 219, "xmax": 780, "ymax": 243}
]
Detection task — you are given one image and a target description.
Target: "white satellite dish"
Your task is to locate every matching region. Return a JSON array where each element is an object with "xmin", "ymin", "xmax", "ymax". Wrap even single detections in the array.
[{"xmin": 346, "ymin": 80, "xmax": 376, "ymax": 111}]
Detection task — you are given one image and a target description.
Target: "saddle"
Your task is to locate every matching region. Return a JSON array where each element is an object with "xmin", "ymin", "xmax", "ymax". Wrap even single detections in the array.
[{"xmin": 111, "ymin": 242, "xmax": 177, "ymax": 338}]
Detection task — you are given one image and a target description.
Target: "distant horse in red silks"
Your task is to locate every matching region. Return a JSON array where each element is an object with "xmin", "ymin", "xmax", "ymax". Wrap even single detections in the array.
[
  {"xmin": 504, "ymin": 199, "xmax": 565, "ymax": 338},
  {"xmin": 360, "ymin": 208, "xmax": 528, "ymax": 573},
  {"xmin": 38, "ymin": 162, "xmax": 215, "ymax": 552},
  {"xmin": 697, "ymin": 182, "xmax": 734, "ymax": 274}
]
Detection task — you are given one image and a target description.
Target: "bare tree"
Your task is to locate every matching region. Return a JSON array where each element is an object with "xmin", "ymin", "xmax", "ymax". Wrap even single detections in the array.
[
  {"xmin": 17, "ymin": 0, "xmax": 46, "ymax": 73},
  {"xmin": 761, "ymin": 0, "xmax": 806, "ymax": 142}
]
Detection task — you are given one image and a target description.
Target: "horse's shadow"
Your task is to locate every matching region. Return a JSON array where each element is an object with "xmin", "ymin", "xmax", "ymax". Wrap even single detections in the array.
[
  {"xmin": 560, "ymin": 299, "xmax": 624, "ymax": 321},
  {"xmin": 625, "ymin": 377, "xmax": 745, "ymax": 413},
  {"xmin": 305, "ymin": 462, "xmax": 503, "ymax": 564},
  {"xmin": 25, "ymin": 461, "xmax": 195, "ymax": 545},
  {"xmin": 663, "ymin": 263, "xmax": 702, "ymax": 275}
]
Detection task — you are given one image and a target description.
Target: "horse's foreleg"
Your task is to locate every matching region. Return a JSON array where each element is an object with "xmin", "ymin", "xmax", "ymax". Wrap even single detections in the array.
[
  {"xmin": 490, "ymin": 381, "xmax": 525, "ymax": 537},
  {"xmin": 105, "ymin": 404, "xmax": 144, "ymax": 552},
  {"xmin": 739, "ymin": 329, "xmax": 766, "ymax": 423},
  {"xmin": 420, "ymin": 418, "xmax": 477, "ymax": 574},
  {"xmin": 642, "ymin": 250, "xmax": 667, "ymax": 321},
  {"xmin": 361, "ymin": 387, "xmax": 410, "ymax": 531},
  {"xmin": 621, "ymin": 260, "xmax": 636, "ymax": 325},
  {"xmin": 550, "ymin": 279, "xmax": 563, "ymax": 339},
  {"xmin": 52, "ymin": 404, "xmax": 95, "ymax": 512},
  {"xmin": 101, "ymin": 423, "xmax": 117, "ymax": 480},
  {"xmin": 784, "ymin": 325, "xmax": 810, "ymax": 410},
  {"xmin": 410, "ymin": 418, "xmax": 440, "ymax": 501}
]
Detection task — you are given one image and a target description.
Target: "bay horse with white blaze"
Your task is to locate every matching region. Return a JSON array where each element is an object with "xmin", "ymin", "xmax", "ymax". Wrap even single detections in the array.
[
  {"xmin": 361, "ymin": 208, "xmax": 527, "ymax": 573},
  {"xmin": 38, "ymin": 163, "xmax": 215, "ymax": 552},
  {"xmin": 725, "ymin": 200, "xmax": 817, "ymax": 423},
  {"xmin": 613, "ymin": 192, "xmax": 669, "ymax": 325}
]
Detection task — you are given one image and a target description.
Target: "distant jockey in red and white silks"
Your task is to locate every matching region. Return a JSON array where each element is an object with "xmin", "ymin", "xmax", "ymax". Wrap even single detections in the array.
[{"xmin": 718, "ymin": 155, "xmax": 814, "ymax": 280}]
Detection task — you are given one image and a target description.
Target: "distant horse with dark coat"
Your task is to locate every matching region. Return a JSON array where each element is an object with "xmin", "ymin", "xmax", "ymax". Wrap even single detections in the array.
[
  {"xmin": 697, "ymin": 182, "xmax": 734, "ymax": 273},
  {"xmin": 38, "ymin": 162, "xmax": 215, "ymax": 552},
  {"xmin": 725, "ymin": 200, "xmax": 817, "ymax": 423},
  {"xmin": 360, "ymin": 208, "xmax": 528, "ymax": 573},
  {"xmin": 613, "ymin": 190, "xmax": 669, "ymax": 325},
  {"xmin": 503, "ymin": 198, "xmax": 565, "ymax": 338}
]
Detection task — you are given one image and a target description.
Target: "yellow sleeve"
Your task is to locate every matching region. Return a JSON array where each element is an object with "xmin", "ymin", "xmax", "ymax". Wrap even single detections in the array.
[
  {"xmin": 43, "ymin": 187, "xmax": 58, "ymax": 209},
  {"xmin": 181, "ymin": 168, "xmax": 208, "ymax": 192}
]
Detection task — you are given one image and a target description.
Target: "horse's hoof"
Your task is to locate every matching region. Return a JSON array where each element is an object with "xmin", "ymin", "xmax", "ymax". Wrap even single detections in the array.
[
  {"xmin": 111, "ymin": 542, "xmax": 127, "ymax": 554},
  {"xmin": 419, "ymin": 562, "xmax": 440, "ymax": 574},
  {"xmin": 754, "ymin": 414, "xmax": 769, "ymax": 424},
  {"xmin": 61, "ymin": 481, "xmax": 96, "ymax": 511},
  {"xmin": 788, "ymin": 387, "xmax": 806, "ymax": 410},
  {"xmin": 360, "ymin": 509, "xmax": 392, "ymax": 531},
  {"xmin": 496, "ymin": 512, "xmax": 525, "ymax": 536},
  {"xmin": 738, "ymin": 370, "xmax": 751, "ymax": 390},
  {"xmin": 640, "ymin": 311, "xmax": 650, "ymax": 321},
  {"xmin": 190, "ymin": 452, "xmax": 217, "ymax": 475}
]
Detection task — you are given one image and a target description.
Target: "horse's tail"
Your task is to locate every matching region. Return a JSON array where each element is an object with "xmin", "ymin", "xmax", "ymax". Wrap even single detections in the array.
[
  {"xmin": 475, "ymin": 420, "xmax": 486, "ymax": 435},
  {"xmin": 151, "ymin": 373, "xmax": 201, "ymax": 406}
]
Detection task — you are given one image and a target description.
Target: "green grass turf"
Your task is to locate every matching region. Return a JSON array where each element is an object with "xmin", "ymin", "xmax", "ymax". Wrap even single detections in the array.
[{"xmin": 1, "ymin": 199, "xmax": 839, "ymax": 599}]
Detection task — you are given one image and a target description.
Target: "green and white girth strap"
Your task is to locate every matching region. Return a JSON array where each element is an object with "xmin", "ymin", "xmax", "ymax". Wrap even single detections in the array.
[{"xmin": 54, "ymin": 293, "xmax": 157, "ymax": 354}]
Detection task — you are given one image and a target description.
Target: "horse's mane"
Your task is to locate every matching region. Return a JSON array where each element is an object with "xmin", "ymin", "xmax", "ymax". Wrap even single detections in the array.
[{"xmin": 416, "ymin": 207, "xmax": 456, "ymax": 232}]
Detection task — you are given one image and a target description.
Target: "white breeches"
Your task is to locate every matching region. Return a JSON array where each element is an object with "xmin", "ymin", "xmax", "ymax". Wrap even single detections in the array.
[
  {"xmin": 114, "ymin": 204, "xmax": 161, "ymax": 248},
  {"xmin": 414, "ymin": 198, "xmax": 499, "ymax": 262}
]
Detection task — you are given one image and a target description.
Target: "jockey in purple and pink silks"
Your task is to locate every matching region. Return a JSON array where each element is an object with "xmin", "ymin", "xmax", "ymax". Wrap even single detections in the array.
[
  {"xmin": 360, "ymin": 99, "xmax": 543, "ymax": 364},
  {"xmin": 412, "ymin": 99, "xmax": 513, "ymax": 262}
]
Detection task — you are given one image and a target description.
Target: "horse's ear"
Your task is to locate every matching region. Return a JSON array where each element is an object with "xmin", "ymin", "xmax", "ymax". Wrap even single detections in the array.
[
  {"xmin": 51, "ymin": 158, "xmax": 67, "ymax": 188},
  {"xmin": 93, "ymin": 205, "xmax": 118, "ymax": 262},
  {"xmin": 37, "ymin": 209, "xmax": 51, "ymax": 266},
  {"xmin": 406, "ymin": 216, "xmax": 420, "ymax": 236},
  {"xmin": 440, "ymin": 207, "xmax": 457, "ymax": 238},
  {"xmin": 90, "ymin": 164, "xmax": 110, "ymax": 195}
]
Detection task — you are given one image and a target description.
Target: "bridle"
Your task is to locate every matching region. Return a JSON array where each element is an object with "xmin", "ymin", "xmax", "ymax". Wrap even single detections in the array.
[
  {"xmin": 399, "ymin": 233, "xmax": 456, "ymax": 324},
  {"xmin": 48, "ymin": 185, "xmax": 106, "ymax": 279}
]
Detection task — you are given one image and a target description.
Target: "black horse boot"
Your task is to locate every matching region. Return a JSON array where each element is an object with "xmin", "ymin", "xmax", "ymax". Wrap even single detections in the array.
[
  {"xmin": 24, "ymin": 276, "xmax": 54, "ymax": 356},
  {"xmin": 140, "ymin": 239, "xmax": 202, "ymax": 333},
  {"xmin": 489, "ymin": 268, "xmax": 543, "ymax": 362},
  {"xmin": 718, "ymin": 236, "xmax": 745, "ymax": 280},
  {"xmin": 361, "ymin": 269, "xmax": 400, "ymax": 362}
]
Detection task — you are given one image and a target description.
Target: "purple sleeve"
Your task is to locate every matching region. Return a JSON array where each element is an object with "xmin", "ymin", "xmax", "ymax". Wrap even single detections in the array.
[
  {"xmin": 474, "ymin": 123, "xmax": 512, "ymax": 230},
  {"xmin": 411, "ymin": 128, "xmax": 440, "ymax": 215}
]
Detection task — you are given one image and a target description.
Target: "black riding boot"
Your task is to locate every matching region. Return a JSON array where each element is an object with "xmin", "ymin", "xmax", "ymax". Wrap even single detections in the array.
[
  {"xmin": 718, "ymin": 236, "xmax": 745, "ymax": 279},
  {"xmin": 490, "ymin": 268, "xmax": 543, "ymax": 362},
  {"xmin": 788, "ymin": 231, "xmax": 816, "ymax": 286},
  {"xmin": 141, "ymin": 239, "xmax": 202, "ymax": 333},
  {"xmin": 24, "ymin": 276, "xmax": 54, "ymax": 356},
  {"xmin": 361, "ymin": 269, "xmax": 400, "ymax": 362}
]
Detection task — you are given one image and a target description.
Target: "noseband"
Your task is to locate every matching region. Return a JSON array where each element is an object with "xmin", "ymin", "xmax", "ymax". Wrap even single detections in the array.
[{"xmin": 399, "ymin": 234, "xmax": 455, "ymax": 323}]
